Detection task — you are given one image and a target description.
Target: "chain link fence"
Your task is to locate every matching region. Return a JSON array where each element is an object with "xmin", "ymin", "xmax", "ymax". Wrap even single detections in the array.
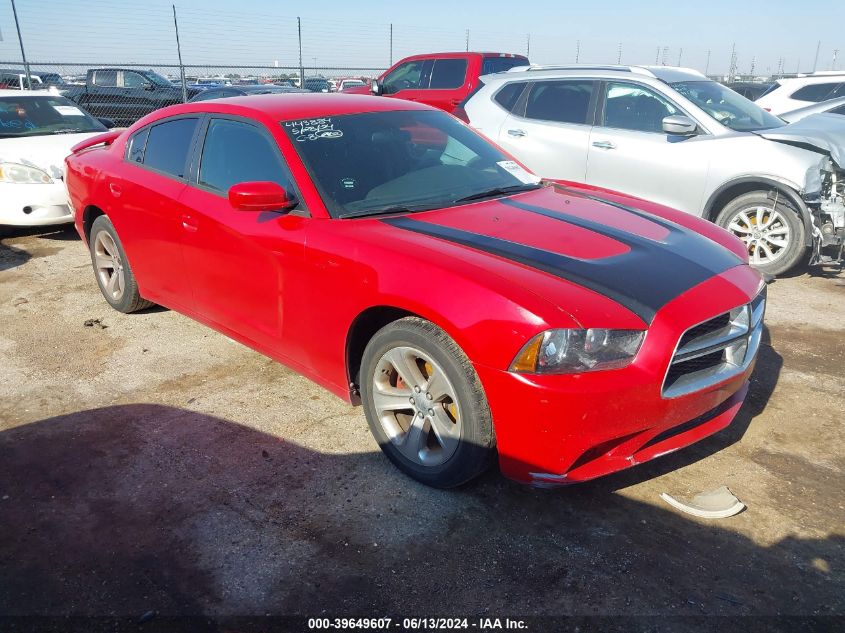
[{"xmin": 0, "ymin": 61, "xmax": 386, "ymax": 125}]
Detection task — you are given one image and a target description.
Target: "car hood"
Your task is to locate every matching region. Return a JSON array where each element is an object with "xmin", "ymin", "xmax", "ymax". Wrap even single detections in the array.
[
  {"xmin": 378, "ymin": 186, "xmax": 744, "ymax": 325},
  {"xmin": 0, "ymin": 131, "xmax": 103, "ymax": 178},
  {"xmin": 754, "ymin": 114, "xmax": 845, "ymax": 168}
]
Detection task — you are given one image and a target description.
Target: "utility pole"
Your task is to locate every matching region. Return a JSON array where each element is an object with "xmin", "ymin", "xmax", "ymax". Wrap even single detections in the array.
[
  {"xmin": 172, "ymin": 5, "xmax": 187, "ymax": 103},
  {"xmin": 661, "ymin": 46, "xmax": 668, "ymax": 66},
  {"xmin": 833, "ymin": 49, "xmax": 840, "ymax": 70},
  {"xmin": 728, "ymin": 42, "xmax": 737, "ymax": 80},
  {"xmin": 705, "ymin": 49, "xmax": 711, "ymax": 75},
  {"xmin": 10, "ymin": 0, "xmax": 31, "ymax": 90},
  {"xmin": 749, "ymin": 55, "xmax": 756, "ymax": 78},
  {"xmin": 465, "ymin": 29, "xmax": 469, "ymax": 53},
  {"xmin": 526, "ymin": 34, "xmax": 530, "ymax": 57},
  {"xmin": 655, "ymin": 46, "xmax": 660, "ymax": 64},
  {"xmin": 617, "ymin": 43, "xmax": 622, "ymax": 65},
  {"xmin": 297, "ymin": 17, "xmax": 304, "ymax": 86},
  {"xmin": 677, "ymin": 48, "xmax": 683, "ymax": 66},
  {"xmin": 812, "ymin": 40, "xmax": 821, "ymax": 72},
  {"xmin": 389, "ymin": 24, "xmax": 393, "ymax": 65},
  {"xmin": 575, "ymin": 40, "xmax": 580, "ymax": 63}
]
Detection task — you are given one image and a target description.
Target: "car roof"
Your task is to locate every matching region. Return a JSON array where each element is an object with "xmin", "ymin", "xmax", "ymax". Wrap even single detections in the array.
[
  {"xmin": 484, "ymin": 64, "xmax": 707, "ymax": 83},
  {"xmin": 158, "ymin": 93, "xmax": 431, "ymax": 122}
]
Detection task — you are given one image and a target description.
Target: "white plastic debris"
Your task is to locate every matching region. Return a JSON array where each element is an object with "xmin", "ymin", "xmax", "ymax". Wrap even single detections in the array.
[{"xmin": 660, "ymin": 486, "xmax": 745, "ymax": 519}]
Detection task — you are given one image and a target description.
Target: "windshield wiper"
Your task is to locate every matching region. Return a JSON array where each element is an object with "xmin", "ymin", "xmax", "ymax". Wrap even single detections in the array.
[
  {"xmin": 338, "ymin": 203, "xmax": 439, "ymax": 219},
  {"xmin": 452, "ymin": 183, "xmax": 543, "ymax": 204}
]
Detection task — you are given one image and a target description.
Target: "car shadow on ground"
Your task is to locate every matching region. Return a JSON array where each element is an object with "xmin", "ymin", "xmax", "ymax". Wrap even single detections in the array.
[
  {"xmin": 1, "ymin": 366, "xmax": 839, "ymax": 623},
  {"xmin": 0, "ymin": 225, "xmax": 77, "ymax": 272}
]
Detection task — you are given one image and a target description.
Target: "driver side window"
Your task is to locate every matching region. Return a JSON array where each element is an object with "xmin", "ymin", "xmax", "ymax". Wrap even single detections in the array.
[
  {"xmin": 382, "ymin": 61, "xmax": 425, "ymax": 94},
  {"xmin": 602, "ymin": 82, "xmax": 680, "ymax": 133},
  {"xmin": 123, "ymin": 71, "xmax": 149, "ymax": 89}
]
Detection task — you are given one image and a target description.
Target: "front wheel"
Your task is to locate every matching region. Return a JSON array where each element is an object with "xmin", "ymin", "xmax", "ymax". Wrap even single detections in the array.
[
  {"xmin": 715, "ymin": 191, "xmax": 807, "ymax": 276},
  {"xmin": 360, "ymin": 317, "xmax": 495, "ymax": 488}
]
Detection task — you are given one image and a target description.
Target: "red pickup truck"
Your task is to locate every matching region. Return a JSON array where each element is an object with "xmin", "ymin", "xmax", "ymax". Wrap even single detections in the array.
[{"xmin": 343, "ymin": 52, "xmax": 529, "ymax": 113}]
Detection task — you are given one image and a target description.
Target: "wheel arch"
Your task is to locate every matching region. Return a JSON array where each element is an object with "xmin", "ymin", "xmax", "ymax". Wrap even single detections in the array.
[
  {"xmin": 81, "ymin": 205, "xmax": 106, "ymax": 243},
  {"xmin": 703, "ymin": 176, "xmax": 813, "ymax": 247}
]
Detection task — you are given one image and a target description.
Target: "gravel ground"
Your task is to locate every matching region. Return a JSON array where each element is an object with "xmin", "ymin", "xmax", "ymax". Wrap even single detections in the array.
[{"xmin": 0, "ymin": 225, "xmax": 843, "ymax": 620}]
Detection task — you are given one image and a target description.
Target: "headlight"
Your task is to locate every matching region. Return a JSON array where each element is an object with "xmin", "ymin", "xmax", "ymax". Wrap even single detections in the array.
[
  {"xmin": 0, "ymin": 162, "xmax": 53, "ymax": 184},
  {"xmin": 510, "ymin": 328, "xmax": 645, "ymax": 374}
]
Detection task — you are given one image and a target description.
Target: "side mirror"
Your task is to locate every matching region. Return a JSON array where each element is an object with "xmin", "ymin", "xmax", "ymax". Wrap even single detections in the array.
[
  {"xmin": 98, "ymin": 117, "xmax": 115, "ymax": 129},
  {"xmin": 662, "ymin": 115, "xmax": 697, "ymax": 136},
  {"xmin": 228, "ymin": 181, "xmax": 298, "ymax": 213},
  {"xmin": 371, "ymin": 79, "xmax": 381, "ymax": 95}
]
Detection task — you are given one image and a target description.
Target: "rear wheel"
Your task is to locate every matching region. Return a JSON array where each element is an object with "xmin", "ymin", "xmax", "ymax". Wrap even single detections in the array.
[
  {"xmin": 89, "ymin": 215, "xmax": 153, "ymax": 313},
  {"xmin": 715, "ymin": 191, "xmax": 806, "ymax": 276},
  {"xmin": 360, "ymin": 317, "xmax": 495, "ymax": 488}
]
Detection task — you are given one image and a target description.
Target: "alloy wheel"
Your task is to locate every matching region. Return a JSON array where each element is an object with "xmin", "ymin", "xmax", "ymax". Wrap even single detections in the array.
[
  {"xmin": 727, "ymin": 205, "xmax": 791, "ymax": 266},
  {"xmin": 372, "ymin": 346, "xmax": 462, "ymax": 466},
  {"xmin": 93, "ymin": 230, "xmax": 125, "ymax": 301}
]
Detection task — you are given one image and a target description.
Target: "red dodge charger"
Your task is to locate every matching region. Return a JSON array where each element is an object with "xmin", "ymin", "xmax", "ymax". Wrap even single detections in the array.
[{"xmin": 65, "ymin": 95, "xmax": 765, "ymax": 488}]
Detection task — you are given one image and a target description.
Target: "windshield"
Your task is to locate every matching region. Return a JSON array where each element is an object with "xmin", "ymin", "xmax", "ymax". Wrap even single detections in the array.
[
  {"xmin": 283, "ymin": 110, "xmax": 541, "ymax": 218},
  {"xmin": 672, "ymin": 80, "xmax": 785, "ymax": 131},
  {"xmin": 146, "ymin": 71, "xmax": 175, "ymax": 88},
  {"xmin": 0, "ymin": 96, "xmax": 106, "ymax": 138}
]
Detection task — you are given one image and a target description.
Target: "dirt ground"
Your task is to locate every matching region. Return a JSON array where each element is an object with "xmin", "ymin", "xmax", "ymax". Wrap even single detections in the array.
[{"xmin": 1, "ymin": 225, "xmax": 843, "ymax": 622}]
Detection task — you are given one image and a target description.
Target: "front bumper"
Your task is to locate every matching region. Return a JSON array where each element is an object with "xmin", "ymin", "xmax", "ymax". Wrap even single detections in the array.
[
  {"xmin": 0, "ymin": 181, "xmax": 73, "ymax": 227},
  {"xmin": 476, "ymin": 265, "xmax": 764, "ymax": 485}
]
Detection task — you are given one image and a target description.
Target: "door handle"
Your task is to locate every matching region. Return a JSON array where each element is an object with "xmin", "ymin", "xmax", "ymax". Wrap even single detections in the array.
[
  {"xmin": 181, "ymin": 214, "xmax": 198, "ymax": 232},
  {"xmin": 108, "ymin": 182, "xmax": 122, "ymax": 198},
  {"xmin": 507, "ymin": 129, "xmax": 526, "ymax": 137},
  {"xmin": 592, "ymin": 140, "xmax": 616, "ymax": 150}
]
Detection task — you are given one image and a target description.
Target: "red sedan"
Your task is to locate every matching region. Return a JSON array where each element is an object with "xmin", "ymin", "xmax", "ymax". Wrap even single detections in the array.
[{"xmin": 65, "ymin": 95, "xmax": 765, "ymax": 488}]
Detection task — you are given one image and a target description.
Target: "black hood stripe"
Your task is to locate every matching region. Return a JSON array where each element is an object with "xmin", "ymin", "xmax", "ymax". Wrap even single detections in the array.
[{"xmin": 382, "ymin": 198, "xmax": 740, "ymax": 323}]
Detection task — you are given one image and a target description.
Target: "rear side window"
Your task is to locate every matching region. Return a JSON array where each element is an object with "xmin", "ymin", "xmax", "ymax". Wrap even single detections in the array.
[
  {"xmin": 791, "ymin": 82, "xmax": 843, "ymax": 103},
  {"xmin": 429, "ymin": 59, "xmax": 468, "ymax": 89},
  {"xmin": 493, "ymin": 82, "xmax": 526, "ymax": 112},
  {"xmin": 198, "ymin": 118, "xmax": 292, "ymax": 193},
  {"xmin": 525, "ymin": 81, "xmax": 594, "ymax": 124},
  {"xmin": 93, "ymin": 70, "xmax": 117, "ymax": 87},
  {"xmin": 482, "ymin": 57, "xmax": 529, "ymax": 75},
  {"xmin": 142, "ymin": 117, "xmax": 198, "ymax": 178},
  {"xmin": 831, "ymin": 104, "xmax": 845, "ymax": 115},
  {"xmin": 126, "ymin": 128, "xmax": 149, "ymax": 163}
]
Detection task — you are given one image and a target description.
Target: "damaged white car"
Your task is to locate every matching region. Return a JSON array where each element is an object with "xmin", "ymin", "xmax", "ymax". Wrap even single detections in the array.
[
  {"xmin": 464, "ymin": 66, "xmax": 845, "ymax": 275},
  {"xmin": 1, "ymin": 90, "xmax": 109, "ymax": 229}
]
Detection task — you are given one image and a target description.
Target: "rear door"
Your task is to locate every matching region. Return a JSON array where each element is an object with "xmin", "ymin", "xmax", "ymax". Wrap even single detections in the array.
[
  {"xmin": 109, "ymin": 116, "xmax": 200, "ymax": 309},
  {"xmin": 177, "ymin": 116, "xmax": 308, "ymax": 352},
  {"xmin": 584, "ymin": 81, "xmax": 711, "ymax": 214},
  {"xmin": 497, "ymin": 79, "xmax": 597, "ymax": 181},
  {"xmin": 421, "ymin": 58, "xmax": 471, "ymax": 112}
]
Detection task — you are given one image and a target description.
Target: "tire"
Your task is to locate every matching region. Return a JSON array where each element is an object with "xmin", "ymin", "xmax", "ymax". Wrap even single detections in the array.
[
  {"xmin": 88, "ymin": 215, "xmax": 153, "ymax": 313},
  {"xmin": 715, "ymin": 191, "xmax": 807, "ymax": 276},
  {"xmin": 360, "ymin": 317, "xmax": 495, "ymax": 488}
]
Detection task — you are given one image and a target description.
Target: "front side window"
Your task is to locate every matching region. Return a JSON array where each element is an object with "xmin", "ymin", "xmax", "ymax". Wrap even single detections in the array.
[
  {"xmin": 791, "ymin": 82, "xmax": 842, "ymax": 103},
  {"xmin": 283, "ymin": 110, "xmax": 540, "ymax": 218},
  {"xmin": 0, "ymin": 96, "xmax": 106, "ymax": 138},
  {"xmin": 429, "ymin": 59, "xmax": 468, "ymax": 90},
  {"xmin": 93, "ymin": 70, "xmax": 117, "ymax": 87},
  {"xmin": 525, "ymin": 81, "xmax": 594, "ymax": 124},
  {"xmin": 672, "ymin": 80, "xmax": 785, "ymax": 131},
  {"xmin": 382, "ymin": 61, "xmax": 425, "ymax": 94},
  {"xmin": 141, "ymin": 117, "xmax": 198, "ymax": 178},
  {"xmin": 602, "ymin": 82, "xmax": 680, "ymax": 133},
  {"xmin": 123, "ymin": 71, "xmax": 149, "ymax": 89},
  {"xmin": 199, "ymin": 118, "xmax": 292, "ymax": 193}
]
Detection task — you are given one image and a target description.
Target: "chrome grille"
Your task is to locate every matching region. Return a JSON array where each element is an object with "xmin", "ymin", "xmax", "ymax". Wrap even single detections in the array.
[{"xmin": 662, "ymin": 288, "xmax": 766, "ymax": 398}]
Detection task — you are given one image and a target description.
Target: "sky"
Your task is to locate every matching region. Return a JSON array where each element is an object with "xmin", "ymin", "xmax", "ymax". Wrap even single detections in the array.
[{"xmin": 0, "ymin": 0, "xmax": 843, "ymax": 76}]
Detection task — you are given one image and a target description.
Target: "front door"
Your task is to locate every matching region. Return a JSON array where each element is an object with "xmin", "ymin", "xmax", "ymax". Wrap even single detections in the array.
[
  {"xmin": 177, "ymin": 116, "xmax": 308, "ymax": 352},
  {"xmin": 585, "ymin": 81, "xmax": 711, "ymax": 215}
]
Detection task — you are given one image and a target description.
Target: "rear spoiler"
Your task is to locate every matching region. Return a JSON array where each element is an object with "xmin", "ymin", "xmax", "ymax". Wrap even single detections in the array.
[{"xmin": 70, "ymin": 130, "xmax": 122, "ymax": 154}]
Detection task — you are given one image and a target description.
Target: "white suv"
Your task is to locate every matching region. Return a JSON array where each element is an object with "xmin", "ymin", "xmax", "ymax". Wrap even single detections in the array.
[
  {"xmin": 464, "ymin": 65, "xmax": 845, "ymax": 275},
  {"xmin": 755, "ymin": 72, "xmax": 845, "ymax": 115}
]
